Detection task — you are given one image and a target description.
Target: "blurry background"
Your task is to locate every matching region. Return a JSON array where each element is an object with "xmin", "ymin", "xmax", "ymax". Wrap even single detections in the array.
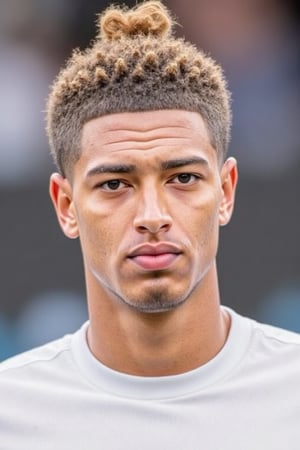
[{"xmin": 0, "ymin": 0, "xmax": 299, "ymax": 360}]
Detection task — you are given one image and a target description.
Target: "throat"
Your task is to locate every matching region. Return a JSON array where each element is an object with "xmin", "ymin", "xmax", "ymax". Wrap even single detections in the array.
[{"xmin": 87, "ymin": 304, "xmax": 230, "ymax": 377}]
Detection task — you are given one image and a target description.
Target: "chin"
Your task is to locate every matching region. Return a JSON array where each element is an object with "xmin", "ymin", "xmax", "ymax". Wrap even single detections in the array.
[{"xmin": 121, "ymin": 289, "xmax": 188, "ymax": 314}]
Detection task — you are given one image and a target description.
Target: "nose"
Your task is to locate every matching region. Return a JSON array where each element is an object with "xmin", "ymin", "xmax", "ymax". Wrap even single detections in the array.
[{"xmin": 133, "ymin": 187, "xmax": 172, "ymax": 235}]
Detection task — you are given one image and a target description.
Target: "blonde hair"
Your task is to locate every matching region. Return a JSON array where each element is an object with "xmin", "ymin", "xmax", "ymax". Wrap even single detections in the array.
[{"xmin": 47, "ymin": 1, "xmax": 231, "ymax": 176}]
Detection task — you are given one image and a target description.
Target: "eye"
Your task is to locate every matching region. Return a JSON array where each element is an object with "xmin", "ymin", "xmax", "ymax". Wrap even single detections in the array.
[
  {"xmin": 98, "ymin": 179, "xmax": 126, "ymax": 191},
  {"xmin": 171, "ymin": 173, "xmax": 199, "ymax": 184}
]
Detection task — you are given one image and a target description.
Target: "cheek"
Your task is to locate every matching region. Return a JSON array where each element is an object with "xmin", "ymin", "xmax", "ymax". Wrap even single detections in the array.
[
  {"xmin": 76, "ymin": 207, "xmax": 118, "ymax": 263},
  {"xmin": 181, "ymin": 197, "xmax": 220, "ymax": 250}
]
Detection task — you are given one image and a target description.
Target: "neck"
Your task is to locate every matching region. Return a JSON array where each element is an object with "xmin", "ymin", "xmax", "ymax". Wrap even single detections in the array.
[{"xmin": 86, "ymin": 265, "xmax": 230, "ymax": 377}]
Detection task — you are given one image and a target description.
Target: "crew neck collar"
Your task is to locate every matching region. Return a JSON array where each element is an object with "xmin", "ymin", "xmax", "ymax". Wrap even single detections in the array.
[{"xmin": 71, "ymin": 307, "xmax": 252, "ymax": 400}]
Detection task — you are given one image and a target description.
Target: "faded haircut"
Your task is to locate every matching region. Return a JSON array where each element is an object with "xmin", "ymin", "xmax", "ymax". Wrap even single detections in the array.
[{"xmin": 46, "ymin": 1, "xmax": 231, "ymax": 177}]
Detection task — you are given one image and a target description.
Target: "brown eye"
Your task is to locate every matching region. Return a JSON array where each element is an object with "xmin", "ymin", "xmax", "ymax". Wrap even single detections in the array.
[
  {"xmin": 169, "ymin": 173, "xmax": 200, "ymax": 186},
  {"xmin": 99, "ymin": 179, "xmax": 126, "ymax": 191},
  {"xmin": 106, "ymin": 180, "xmax": 121, "ymax": 190},
  {"xmin": 177, "ymin": 173, "xmax": 193, "ymax": 183}
]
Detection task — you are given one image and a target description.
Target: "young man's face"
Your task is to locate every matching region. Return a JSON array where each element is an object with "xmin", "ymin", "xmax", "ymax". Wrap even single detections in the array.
[{"xmin": 50, "ymin": 110, "xmax": 237, "ymax": 313}]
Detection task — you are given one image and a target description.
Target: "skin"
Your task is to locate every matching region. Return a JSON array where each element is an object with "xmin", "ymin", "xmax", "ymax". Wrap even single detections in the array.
[{"xmin": 50, "ymin": 109, "xmax": 238, "ymax": 376}]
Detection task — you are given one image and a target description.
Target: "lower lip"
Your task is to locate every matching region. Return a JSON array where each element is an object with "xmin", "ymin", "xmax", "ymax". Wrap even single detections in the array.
[{"xmin": 129, "ymin": 253, "xmax": 180, "ymax": 270}]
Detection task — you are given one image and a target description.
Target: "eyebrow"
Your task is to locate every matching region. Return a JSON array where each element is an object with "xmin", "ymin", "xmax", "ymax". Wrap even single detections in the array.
[
  {"xmin": 87, "ymin": 164, "xmax": 136, "ymax": 177},
  {"xmin": 161, "ymin": 157, "xmax": 208, "ymax": 170},
  {"xmin": 86, "ymin": 156, "xmax": 208, "ymax": 178}
]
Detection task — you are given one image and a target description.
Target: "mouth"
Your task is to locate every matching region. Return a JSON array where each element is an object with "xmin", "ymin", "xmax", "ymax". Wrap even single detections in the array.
[{"xmin": 127, "ymin": 243, "xmax": 182, "ymax": 271}]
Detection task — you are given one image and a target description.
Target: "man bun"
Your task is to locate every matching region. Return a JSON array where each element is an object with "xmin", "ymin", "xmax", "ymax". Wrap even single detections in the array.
[{"xmin": 99, "ymin": 1, "xmax": 172, "ymax": 41}]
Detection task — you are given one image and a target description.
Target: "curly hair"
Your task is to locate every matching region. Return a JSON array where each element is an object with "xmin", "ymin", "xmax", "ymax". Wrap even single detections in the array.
[{"xmin": 46, "ymin": 1, "xmax": 231, "ymax": 177}]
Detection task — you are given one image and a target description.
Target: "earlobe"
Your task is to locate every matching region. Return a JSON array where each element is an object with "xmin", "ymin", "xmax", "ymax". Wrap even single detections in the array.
[
  {"xmin": 219, "ymin": 157, "xmax": 238, "ymax": 226},
  {"xmin": 49, "ymin": 173, "xmax": 79, "ymax": 239}
]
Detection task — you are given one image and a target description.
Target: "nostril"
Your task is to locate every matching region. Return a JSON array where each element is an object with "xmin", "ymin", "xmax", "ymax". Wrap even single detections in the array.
[
  {"xmin": 161, "ymin": 222, "xmax": 171, "ymax": 231},
  {"xmin": 135, "ymin": 218, "xmax": 172, "ymax": 234}
]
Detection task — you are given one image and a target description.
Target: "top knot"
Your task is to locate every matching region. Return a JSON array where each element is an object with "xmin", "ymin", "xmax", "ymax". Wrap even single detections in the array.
[{"xmin": 98, "ymin": 1, "xmax": 173, "ymax": 41}]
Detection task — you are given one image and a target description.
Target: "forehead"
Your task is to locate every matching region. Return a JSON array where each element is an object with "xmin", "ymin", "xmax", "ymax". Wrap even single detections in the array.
[{"xmin": 78, "ymin": 109, "xmax": 217, "ymax": 172}]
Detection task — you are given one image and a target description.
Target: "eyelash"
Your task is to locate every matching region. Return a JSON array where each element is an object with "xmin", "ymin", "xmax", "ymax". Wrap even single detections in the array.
[
  {"xmin": 169, "ymin": 173, "xmax": 201, "ymax": 184},
  {"xmin": 97, "ymin": 179, "xmax": 127, "ymax": 191}
]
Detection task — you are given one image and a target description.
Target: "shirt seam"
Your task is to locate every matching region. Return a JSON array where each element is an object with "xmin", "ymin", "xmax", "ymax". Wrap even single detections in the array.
[
  {"xmin": 0, "ymin": 345, "xmax": 71, "ymax": 375},
  {"xmin": 252, "ymin": 324, "xmax": 300, "ymax": 347}
]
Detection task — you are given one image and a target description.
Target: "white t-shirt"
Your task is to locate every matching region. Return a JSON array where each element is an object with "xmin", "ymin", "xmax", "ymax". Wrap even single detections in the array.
[{"xmin": 1, "ymin": 307, "xmax": 300, "ymax": 450}]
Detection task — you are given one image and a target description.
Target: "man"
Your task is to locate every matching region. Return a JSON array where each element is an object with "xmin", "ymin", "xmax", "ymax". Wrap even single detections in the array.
[{"xmin": 1, "ymin": 1, "xmax": 299, "ymax": 448}]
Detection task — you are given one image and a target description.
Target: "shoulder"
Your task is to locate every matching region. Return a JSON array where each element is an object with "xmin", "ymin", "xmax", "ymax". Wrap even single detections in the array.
[
  {"xmin": 251, "ymin": 319, "xmax": 300, "ymax": 347},
  {"xmin": 224, "ymin": 308, "xmax": 300, "ymax": 392},
  {"xmin": 227, "ymin": 306, "xmax": 300, "ymax": 348},
  {"xmin": 225, "ymin": 307, "xmax": 300, "ymax": 372},
  {"xmin": 242, "ymin": 313, "xmax": 300, "ymax": 374},
  {"xmin": 0, "ymin": 333, "xmax": 72, "ymax": 377}
]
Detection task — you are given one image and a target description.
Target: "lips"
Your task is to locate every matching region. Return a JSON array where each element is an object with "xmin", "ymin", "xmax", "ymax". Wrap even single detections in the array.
[{"xmin": 127, "ymin": 243, "xmax": 182, "ymax": 271}]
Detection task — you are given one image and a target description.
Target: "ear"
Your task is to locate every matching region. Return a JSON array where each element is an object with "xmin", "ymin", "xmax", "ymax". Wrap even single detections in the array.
[
  {"xmin": 219, "ymin": 157, "xmax": 238, "ymax": 226},
  {"xmin": 49, "ymin": 173, "xmax": 79, "ymax": 239}
]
